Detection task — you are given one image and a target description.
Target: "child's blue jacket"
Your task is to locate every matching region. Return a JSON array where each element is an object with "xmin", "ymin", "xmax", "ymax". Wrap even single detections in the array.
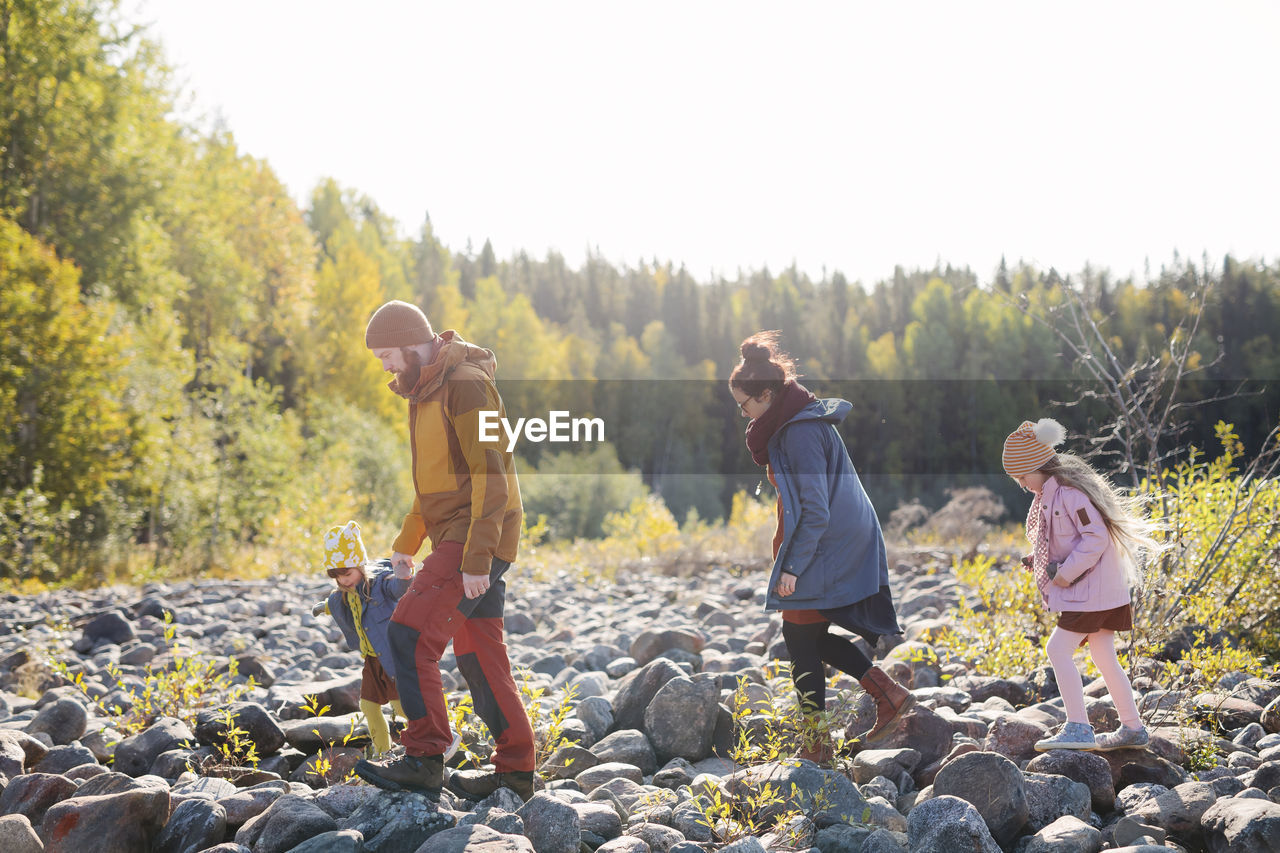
[{"xmin": 325, "ymin": 559, "xmax": 409, "ymax": 663}]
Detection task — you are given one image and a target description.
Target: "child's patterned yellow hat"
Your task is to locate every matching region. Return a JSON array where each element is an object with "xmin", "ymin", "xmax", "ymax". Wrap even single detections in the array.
[{"xmin": 323, "ymin": 521, "xmax": 368, "ymax": 572}]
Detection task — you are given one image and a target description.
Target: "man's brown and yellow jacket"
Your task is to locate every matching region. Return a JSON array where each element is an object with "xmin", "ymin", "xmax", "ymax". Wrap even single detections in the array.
[{"xmin": 390, "ymin": 331, "xmax": 522, "ymax": 575}]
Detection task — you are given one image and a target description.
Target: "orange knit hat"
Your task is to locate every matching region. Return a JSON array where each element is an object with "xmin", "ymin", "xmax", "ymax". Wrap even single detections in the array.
[{"xmin": 1002, "ymin": 418, "xmax": 1066, "ymax": 477}]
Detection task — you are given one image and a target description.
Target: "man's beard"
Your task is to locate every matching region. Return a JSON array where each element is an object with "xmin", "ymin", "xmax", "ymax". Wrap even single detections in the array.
[{"xmin": 391, "ymin": 348, "xmax": 424, "ymax": 395}]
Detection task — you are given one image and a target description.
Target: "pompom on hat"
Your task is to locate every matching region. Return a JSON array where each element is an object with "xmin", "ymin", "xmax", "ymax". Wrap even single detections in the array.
[
  {"xmin": 365, "ymin": 300, "xmax": 433, "ymax": 349},
  {"xmin": 1002, "ymin": 418, "xmax": 1067, "ymax": 477},
  {"xmin": 323, "ymin": 521, "xmax": 369, "ymax": 574}
]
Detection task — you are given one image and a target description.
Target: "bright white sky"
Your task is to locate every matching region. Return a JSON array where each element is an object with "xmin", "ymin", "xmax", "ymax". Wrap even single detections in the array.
[{"xmin": 133, "ymin": 0, "xmax": 1278, "ymax": 286}]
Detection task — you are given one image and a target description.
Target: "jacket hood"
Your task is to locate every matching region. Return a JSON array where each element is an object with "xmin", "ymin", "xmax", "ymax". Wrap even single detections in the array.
[
  {"xmin": 435, "ymin": 330, "xmax": 497, "ymax": 380},
  {"xmin": 401, "ymin": 330, "xmax": 497, "ymax": 402},
  {"xmin": 783, "ymin": 398, "xmax": 851, "ymax": 427}
]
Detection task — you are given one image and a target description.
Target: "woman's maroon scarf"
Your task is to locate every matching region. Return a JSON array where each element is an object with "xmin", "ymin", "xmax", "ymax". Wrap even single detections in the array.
[{"xmin": 744, "ymin": 380, "xmax": 817, "ymax": 466}]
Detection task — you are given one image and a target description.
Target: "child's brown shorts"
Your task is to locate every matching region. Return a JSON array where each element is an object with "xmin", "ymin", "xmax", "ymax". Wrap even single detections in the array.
[
  {"xmin": 1057, "ymin": 604, "xmax": 1133, "ymax": 634},
  {"xmin": 360, "ymin": 655, "xmax": 399, "ymax": 704}
]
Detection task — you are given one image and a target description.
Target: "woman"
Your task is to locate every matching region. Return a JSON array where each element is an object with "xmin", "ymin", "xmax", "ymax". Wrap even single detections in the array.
[{"xmin": 730, "ymin": 331, "xmax": 914, "ymax": 747}]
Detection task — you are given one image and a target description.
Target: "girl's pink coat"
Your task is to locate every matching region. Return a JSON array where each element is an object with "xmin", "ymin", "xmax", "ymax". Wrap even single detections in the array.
[{"xmin": 1038, "ymin": 476, "xmax": 1131, "ymax": 613}]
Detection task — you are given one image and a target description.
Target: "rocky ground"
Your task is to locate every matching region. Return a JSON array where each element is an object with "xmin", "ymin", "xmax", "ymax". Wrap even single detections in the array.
[{"xmin": 1, "ymin": 546, "xmax": 1279, "ymax": 853}]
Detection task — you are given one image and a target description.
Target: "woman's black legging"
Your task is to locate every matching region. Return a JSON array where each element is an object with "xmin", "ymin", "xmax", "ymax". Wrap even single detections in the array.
[{"xmin": 782, "ymin": 620, "xmax": 873, "ymax": 714}]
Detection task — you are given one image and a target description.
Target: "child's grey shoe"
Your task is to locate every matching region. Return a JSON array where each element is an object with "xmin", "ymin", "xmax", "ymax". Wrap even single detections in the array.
[
  {"xmin": 1093, "ymin": 725, "xmax": 1149, "ymax": 751},
  {"xmin": 444, "ymin": 730, "xmax": 461, "ymax": 762},
  {"xmin": 390, "ymin": 724, "xmax": 459, "ymax": 762},
  {"xmin": 1035, "ymin": 722, "xmax": 1096, "ymax": 751}
]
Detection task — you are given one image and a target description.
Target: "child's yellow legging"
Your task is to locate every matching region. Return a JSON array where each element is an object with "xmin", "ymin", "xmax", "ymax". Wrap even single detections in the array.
[{"xmin": 360, "ymin": 698, "xmax": 405, "ymax": 754}]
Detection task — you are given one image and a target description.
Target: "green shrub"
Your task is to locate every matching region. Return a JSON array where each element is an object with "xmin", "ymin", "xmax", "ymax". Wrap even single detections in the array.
[
  {"xmin": 517, "ymin": 442, "xmax": 649, "ymax": 540},
  {"xmin": 523, "ymin": 489, "xmax": 774, "ymax": 584},
  {"xmin": 52, "ymin": 613, "xmax": 255, "ymax": 738},
  {"xmin": 1138, "ymin": 422, "xmax": 1280, "ymax": 658},
  {"xmin": 689, "ymin": 672, "xmax": 868, "ymax": 846},
  {"xmin": 931, "ymin": 552, "xmax": 1052, "ymax": 679},
  {"xmin": 0, "ymin": 466, "xmax": 80, "ymax": 584}
]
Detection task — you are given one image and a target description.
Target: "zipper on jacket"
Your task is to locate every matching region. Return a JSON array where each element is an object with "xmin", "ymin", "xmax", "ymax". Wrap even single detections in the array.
[{"xmin": 408, "ymin": 401, "xmax": 420, "ymax": 496}]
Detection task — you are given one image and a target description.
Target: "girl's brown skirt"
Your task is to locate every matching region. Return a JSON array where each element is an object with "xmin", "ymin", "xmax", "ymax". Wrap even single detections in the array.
[
  {"xmin": 1057, "ymin": 604, "xmax": 1133, "ymax": 634},
  {"xmin": 360, "ymin": 655, "xmax": 399, "ymax": 703}
]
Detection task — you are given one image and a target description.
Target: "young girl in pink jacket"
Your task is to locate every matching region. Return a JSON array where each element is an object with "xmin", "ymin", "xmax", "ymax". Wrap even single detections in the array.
[{"xmin": 1003, "ymin": 418, "xmax": 1162, "ymax": 751}]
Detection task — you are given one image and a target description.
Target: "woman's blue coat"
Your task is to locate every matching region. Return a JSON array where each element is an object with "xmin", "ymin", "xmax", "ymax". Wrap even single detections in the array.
[{"xmin": 765, "ymin": 398, "xmax": 889, "ymax": 612}]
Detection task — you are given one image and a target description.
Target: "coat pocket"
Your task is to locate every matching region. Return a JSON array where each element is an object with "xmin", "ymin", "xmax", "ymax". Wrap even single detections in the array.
[
  {"xmin": 1049, "ymin": 509, "xmax": 1077, "ymax": 550},
  {"xmin": 1060, "ymin": 571, "xmax": 1093, "ymax": 603}
]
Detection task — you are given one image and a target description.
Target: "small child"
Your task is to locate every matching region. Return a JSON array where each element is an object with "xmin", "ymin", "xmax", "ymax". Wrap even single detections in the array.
[
  {"xmin": 1002, "ymin": 419, "xmax": 1161, "ymax": 752},
  {"xmin": 313, "ymin": 520, "xmax": 410, "ymax": 757}
]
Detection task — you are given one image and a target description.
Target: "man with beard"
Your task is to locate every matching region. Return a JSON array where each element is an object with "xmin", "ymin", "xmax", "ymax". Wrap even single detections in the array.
[{"xmin": 352, "ymin": 300, "xmax": 536, "ymax": 801}]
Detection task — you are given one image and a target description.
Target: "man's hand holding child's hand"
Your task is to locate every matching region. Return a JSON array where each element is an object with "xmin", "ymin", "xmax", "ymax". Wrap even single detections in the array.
[{"xmin": 392, "ymin": 551, "xmax": 415, "ymax": 580}]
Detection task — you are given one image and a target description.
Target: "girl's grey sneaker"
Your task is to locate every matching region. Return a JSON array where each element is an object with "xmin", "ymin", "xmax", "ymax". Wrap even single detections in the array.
[
  {"xmin": 1035, "ymin": 722, "xmax": 1096, "ymax": 751},
  {"xmin": 444, "ymin": 730, "xmax": 461, "ymax": 762},
  {"xmin": 389, "ymin": 725, "xmax": 461, "ymax": 762},
  {"xmin": 1093, "ymin": 725, "xmax": 1149, "ymax": 751}
]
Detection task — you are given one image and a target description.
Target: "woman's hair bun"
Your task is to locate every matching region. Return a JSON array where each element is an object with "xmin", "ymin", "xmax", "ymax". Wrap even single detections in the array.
[
  {"xmin": 732, "ymin": 330, "xmax": 795, "ymax": 384},
  {"xmin": 741, "ymin": 341, "xmax": 772, "ymax": 363}
]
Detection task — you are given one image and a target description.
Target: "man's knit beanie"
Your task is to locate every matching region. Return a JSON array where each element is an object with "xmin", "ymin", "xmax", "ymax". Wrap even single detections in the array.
[
  {"xmin": 1002, "ymin": 418, "xmax": 1066, "ymax": 477},
  {"xmin": 365, "ymin": 300, "xmax": 433, "ymax": 349}
]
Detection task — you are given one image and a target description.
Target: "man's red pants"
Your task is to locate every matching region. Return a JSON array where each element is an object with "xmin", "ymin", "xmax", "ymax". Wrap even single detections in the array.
[{"xmin": 387, "ymin": 541, "xmax": 535, "ymax": 772}]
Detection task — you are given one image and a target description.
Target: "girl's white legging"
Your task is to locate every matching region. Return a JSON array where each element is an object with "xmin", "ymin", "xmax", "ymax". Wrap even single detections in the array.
[{"xmin": 1046, "ymin": 627, "xmax": 1142, "ymax": 727}]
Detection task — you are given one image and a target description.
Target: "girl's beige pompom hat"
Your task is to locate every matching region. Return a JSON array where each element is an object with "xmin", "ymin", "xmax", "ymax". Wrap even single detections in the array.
[{"xmin": 1002, "ymin": 418, "xmax": 1066, "ymax": 477}]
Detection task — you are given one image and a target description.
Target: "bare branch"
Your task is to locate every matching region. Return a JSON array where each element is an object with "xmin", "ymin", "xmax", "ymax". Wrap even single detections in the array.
[{"xmin": 999, "ymin": 270, "xmax": 1249, "ymax": 488}]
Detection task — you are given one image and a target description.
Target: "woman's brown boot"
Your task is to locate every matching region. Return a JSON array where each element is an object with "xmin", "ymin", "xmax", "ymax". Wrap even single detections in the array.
[
  {"xmin": 795, "ymin": 730, "xmax": 836, "ymax": 765},
  {"xmin": 858, "ymin": 666, "xmax": 916, "ymax": 743}
]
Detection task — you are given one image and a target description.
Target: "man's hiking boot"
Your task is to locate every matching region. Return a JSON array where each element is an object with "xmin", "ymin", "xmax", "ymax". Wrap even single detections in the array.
[
  {"xmin": 449, "ymin": 767, "xmax": 536, "ymax": 802},
  {"xmin": 858, "ymin": 666, "xmax": 916, "ymax": 743},
  {"xmin": 353, "ymin": 752, "xmax": 444, "ymax": 795}
]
